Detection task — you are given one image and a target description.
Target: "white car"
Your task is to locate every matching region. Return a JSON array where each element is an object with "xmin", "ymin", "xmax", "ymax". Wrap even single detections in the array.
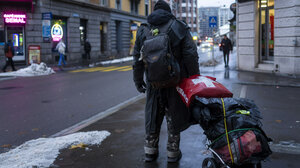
[{"xmin": 200, "ymin": 42, "xmax": 211, "ymax": 48}]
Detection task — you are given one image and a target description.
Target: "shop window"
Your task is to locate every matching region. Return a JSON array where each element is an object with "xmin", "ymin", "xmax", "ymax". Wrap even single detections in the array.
[
  {"xmin": 115, "ymin": 21, "xmax": 122, "ymax": 52},
  {"xmin": 259, "ymin": 0, "xmax": 274, "ymax": 61},
  {"xmin": 100, "ymin": 22, "xmax": 108, "ymax": 53},
  {"xmin": 145, "ymin": 0, "xmax": 149, "ymax": 16},
  {"xmin": 101, "ymin": 0, "xmax": 107, "ymax": 6},
  {"xmin": 131, "ymin": 0, "xmax": 139, "ymax": 15},
  {"xmin": 51, "ymin": 17, "xmax": 67, "ymax": 52},
  {"xmin": 116, "ymin": 0, "xmax": 121, "ymax": 10},
  {"xmin": 80, "ymin": 19, "xmax": 87, "ymax": 45},
  {"xmin": 0, "ymin": 30, "xmax": 4, "ymax": 43}
]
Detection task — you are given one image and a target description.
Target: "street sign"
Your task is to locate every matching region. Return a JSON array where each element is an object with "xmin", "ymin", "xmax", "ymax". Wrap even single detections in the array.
[
  {"xmin": 42, "ymin": 12, "xmax": 52, "ymax": 42},
  {"xmin": 209, "ymin": 16, "xmax": 217, "ymax": 28}
]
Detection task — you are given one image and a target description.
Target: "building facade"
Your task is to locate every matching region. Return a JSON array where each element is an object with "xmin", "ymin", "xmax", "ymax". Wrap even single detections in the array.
[
  {"xmin": 0, "ymin": 0, "xmax": 150, "ymax": 66},
  {"xmin": 176, "ymin": 0, "xmax": 199, "ymax": 35},
  {"xmin": 236, "ymin": 0, "xmax": 300, "ymax": 75},
  {"xmin": 218, "ymin": 7, "xmax": 232, "ymax": 28},
  {"xmin": 199, "ymin": 7, "xmax": 219, "ymax": 38}
]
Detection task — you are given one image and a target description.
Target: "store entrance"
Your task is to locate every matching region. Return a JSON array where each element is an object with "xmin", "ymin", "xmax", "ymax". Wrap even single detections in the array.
[
  {"xmin": 259, "ymin": 0, "xmax": 274, "ymax": 62},
  {"xmin": 6, "ymin": 26, "xmax": 25, "ymax": 61}
]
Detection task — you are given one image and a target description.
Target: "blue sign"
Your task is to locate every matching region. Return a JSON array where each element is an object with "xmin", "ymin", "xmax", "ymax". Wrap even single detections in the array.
[
  {"xmin": 209, "ymin": 16, "xmax": 217, "ymax": 28},
  {"xmin": 42, "ymin": 13, "xmax": 52, "ymax": 42},
  {"xmin": 42, "ymin": 12, "xmax": 52, "ymax": 20},
  {"xmin": 42, "ymin": 20, "xmax": 51, "ymax": 38}
]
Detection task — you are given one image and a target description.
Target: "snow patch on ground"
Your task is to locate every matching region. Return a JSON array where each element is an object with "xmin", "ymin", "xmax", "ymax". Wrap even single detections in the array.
[
  {"xmin": 0, "ymin": 131, "xmax": 110, "ymax": 168},
  {"xmin": 0, "ymin": 62, "xmax": 55, "ymax": 77},
  {"xmin": 99, "ymin": 56, "xmax": 133, "ymax": 65}
]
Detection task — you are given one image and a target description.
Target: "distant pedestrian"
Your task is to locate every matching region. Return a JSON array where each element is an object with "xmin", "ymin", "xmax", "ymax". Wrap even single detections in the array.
[
  {"xmin": 84, "ymin": 39, "xmax": 91, "ymax": 60},
  {"xmin": 2, "ymin": 40, "xmax": 16, "ymax": 72},
  {"xmin": 56, "ymin": 39, "xmax": 66, "ymax": 69},
  {"xmin": 221, "ymin": 35, "xmax": 233, "ymax": 67}
]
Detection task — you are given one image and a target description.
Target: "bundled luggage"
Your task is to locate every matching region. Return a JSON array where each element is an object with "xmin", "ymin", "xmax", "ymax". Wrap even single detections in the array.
[
  {"xmin": 192, "ymin": 97, "xmax": 272, "ymax": 166},
  {"xmin": 176, "ymin": 75, "xmax": 272, "ymax": 167}
]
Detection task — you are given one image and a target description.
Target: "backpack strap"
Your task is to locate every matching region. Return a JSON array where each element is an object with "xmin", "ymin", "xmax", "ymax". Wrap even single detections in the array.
[{"xmin": 158, "ymin": 19, "xmax": 175, "ymax": 34}]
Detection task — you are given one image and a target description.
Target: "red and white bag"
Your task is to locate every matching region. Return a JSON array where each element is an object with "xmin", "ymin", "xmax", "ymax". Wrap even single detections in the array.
[{"xmin": 176, "ymin": 75, "xmax": 233, "ymax": 107}]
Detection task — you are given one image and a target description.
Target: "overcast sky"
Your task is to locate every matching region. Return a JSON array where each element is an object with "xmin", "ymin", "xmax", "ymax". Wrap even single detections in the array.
[{"xmin": 198, "ymin": 0, "xmax": 235, "ymax": 8}]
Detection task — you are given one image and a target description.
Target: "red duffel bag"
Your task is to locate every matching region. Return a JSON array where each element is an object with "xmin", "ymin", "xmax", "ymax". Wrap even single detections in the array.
[{"xmin": 176, "ymin": 75, "xmax": 233, "ymax": 107}]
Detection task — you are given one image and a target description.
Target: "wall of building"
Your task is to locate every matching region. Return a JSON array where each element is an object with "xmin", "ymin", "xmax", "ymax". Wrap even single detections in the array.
[
  {"xmin": 236, "ymin": 0, "xmax": 257, "ymax": 71},
  {"xmin": 110, "ymin": 0, "xmax": 116, "ymax": 8},
  {"xmin": 139, "ymin": 0, "xmax": 146, "ymax": 16},
  {"xmin": 37, "ymin": 0, "xmax": 111, "ymax": 63},
  {"xmin": 237, "ymin": 0, "xmax": 300, "ymax": 75},
  {"xmin": 0, "ymin": 0, "xmax": 148, "ymax": 66},
  {"xmin": 122, "ymin": 0, "xmax": 131, "ymax": 13},
  {"xmin": 274, "ymin": 0, "xmax": 300, "ymax": 74}
]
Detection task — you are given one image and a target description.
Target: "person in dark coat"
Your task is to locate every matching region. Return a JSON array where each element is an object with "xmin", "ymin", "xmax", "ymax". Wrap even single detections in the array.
[
  {"xmin": 2, "ymin": 40, "xmax": 16, "ymax": 72},
  {"xmin": 84, "ymin": 39, "xmax": 91, "ymax": 60},
  {"xmin": 220, "ymin": 35, "xmax": 233, "ymax": 67},
  {"xmin": 133, "ymin": 0, "xmax": 200, "ymax": 163}
]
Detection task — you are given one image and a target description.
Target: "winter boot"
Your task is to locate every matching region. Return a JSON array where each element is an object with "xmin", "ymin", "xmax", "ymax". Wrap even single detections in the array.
[
  {"xmin": 167, "ymin": 133, "xmax": 181, "ymax": 163},
  {"xmin": 144, "ymin": 134, "xmax": 159, "ymax": 162}
]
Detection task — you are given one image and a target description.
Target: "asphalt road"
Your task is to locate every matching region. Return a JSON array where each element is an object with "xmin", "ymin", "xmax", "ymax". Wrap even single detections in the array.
[{"xmin": 0, "ymin": 62, "xmax": 139, "ymax": 153}]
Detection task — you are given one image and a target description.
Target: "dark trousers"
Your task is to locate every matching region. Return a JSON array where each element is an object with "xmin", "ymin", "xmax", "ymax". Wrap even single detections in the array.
[
  {"xmin": 223, "ymin": 50, "xmax": 230, "ymax": 66},
  {"xmin": 144, "ymin": 89, "xmax": 180, "ymax": 155},
  {"xmin": 86, "ymin": 51, "xmax": 90, "ymax": 59},
  {"xmin": 2, "ymin": 57, "xmax": 16, "ymax": 71}
]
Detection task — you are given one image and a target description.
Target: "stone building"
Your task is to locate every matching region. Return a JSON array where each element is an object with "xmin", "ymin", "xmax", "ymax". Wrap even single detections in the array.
[
  {"xmin": 236, "ymin": 0, "xmax": 300, "ymax": 75},
  {"xmin": 0, "ymin": 0, "xmax": 150, "ymax": 66}
]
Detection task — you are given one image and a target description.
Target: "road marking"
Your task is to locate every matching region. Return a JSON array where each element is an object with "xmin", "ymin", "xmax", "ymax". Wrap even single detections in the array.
[
  {"xmin": 101, "ymin": 66, "xmax": 132, "ymax": 72},
  {"xmin": 69, "ymin": 66, "xmax": 132, "ymax": 73},
  {"xmin": 118, "ymin": 67, "xmax": 133, "ymax": 71},
  {"xmin": 239, "ymin": 85, "xmax": 247, "ymax": 98},
  {"xmin": 50, "ymin": 94, "xmax": 146, "ymax": 137}
]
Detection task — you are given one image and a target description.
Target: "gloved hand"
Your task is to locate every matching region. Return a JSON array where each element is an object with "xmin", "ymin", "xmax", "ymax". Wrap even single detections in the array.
[{"xmin": 135, "ymin": 81, "xmax": 147, "ymax": 93}]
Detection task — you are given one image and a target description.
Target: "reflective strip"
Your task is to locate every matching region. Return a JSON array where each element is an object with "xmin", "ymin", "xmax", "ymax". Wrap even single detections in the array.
[
  {"xmin": 144, "ymin": 147, "xmax": 158, "ymax": 155},
  {"xmin": 167, "ymin": 150, "xmax": 181, "ymax": 158}
]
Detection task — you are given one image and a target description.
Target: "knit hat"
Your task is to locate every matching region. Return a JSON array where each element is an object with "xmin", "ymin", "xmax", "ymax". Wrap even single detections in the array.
[{"xmin": 154, "ymin": 0, "xmax": 171, "ymax": 13}]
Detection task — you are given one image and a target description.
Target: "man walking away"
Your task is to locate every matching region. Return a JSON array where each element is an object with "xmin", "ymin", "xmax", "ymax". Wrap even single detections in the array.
[
  {"xmin": 133, "ymin": 0, "xmax": 200, "ymax": 163},
  {"xmin": 221, "ymin": 35, "xmax": 233, "ymax": 67},
  {"xmin": 84, "ymin": 39, "xmax": 91, "ymax": 60},
  {"xmin": 2, "ymin": 40, "xmax": 16, "ymax": 72},
  {"xmin": 56, "ymin": 39, "xmax": 66, "ymax": 69}
]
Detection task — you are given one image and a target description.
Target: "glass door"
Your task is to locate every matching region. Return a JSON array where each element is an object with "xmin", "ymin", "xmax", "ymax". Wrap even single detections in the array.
[
  {"xmin": 6, "ymin": 26, "xmax": 25, "ymax": 61},
  {"xmin": 259, "ymin": 0, "xmax": 274, "ymax": 62}
]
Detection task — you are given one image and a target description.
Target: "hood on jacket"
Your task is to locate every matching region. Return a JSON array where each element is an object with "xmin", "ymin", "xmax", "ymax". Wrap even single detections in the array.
[
  {"xmin": 147, "ymin": 9, "xmax": 174, "ymax": 26},
  {"xmin": 154, "ymin": 0, "xmax": 171, "ymax": 13}
]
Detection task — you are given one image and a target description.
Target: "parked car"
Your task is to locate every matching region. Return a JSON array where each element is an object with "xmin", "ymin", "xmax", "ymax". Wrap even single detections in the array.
[{"xmin": 200, "ymin": 42, "xmax": 211, "ymax": 48}]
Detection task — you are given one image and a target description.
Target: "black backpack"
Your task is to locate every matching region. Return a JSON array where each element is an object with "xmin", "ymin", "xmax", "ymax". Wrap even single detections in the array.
[{"xmin": 142, "ymin": 19, "xmax": 180, "ymax": 88}]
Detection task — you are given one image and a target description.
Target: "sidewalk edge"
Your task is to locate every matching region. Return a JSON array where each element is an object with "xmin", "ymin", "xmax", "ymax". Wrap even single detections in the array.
[{"xmin": 50, "ymin": 94, "xmax": 145, "ymax": 138}]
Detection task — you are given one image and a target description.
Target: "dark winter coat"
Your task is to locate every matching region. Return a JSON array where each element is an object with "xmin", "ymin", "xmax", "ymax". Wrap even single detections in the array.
[
  {"xmin": 221, "ymin": 38, "xmax": 233, "ymax": 52},
  {"xmin": 4, "ymin": 42, "xmax": 15, "ymax": 58},
  {"xmin": 84, "ymin": 41, "xmax": 91, "ymax": 52},
  {"xmin": 133, "ymin": 9, "xmax": 200, "ymax": 134}
]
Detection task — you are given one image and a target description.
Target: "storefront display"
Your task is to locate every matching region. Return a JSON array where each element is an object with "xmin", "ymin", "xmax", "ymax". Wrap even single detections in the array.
[
  {"xmin": 260, "ymin": 0, "xmax": 274, "ymax": 61},
  {"xmin": 3, "ymin": 12, "xmax": 26, "ymax": 61},
  {"xmin": 51, "ymin": 18, "xmax": 67, "ymax": 51}
]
